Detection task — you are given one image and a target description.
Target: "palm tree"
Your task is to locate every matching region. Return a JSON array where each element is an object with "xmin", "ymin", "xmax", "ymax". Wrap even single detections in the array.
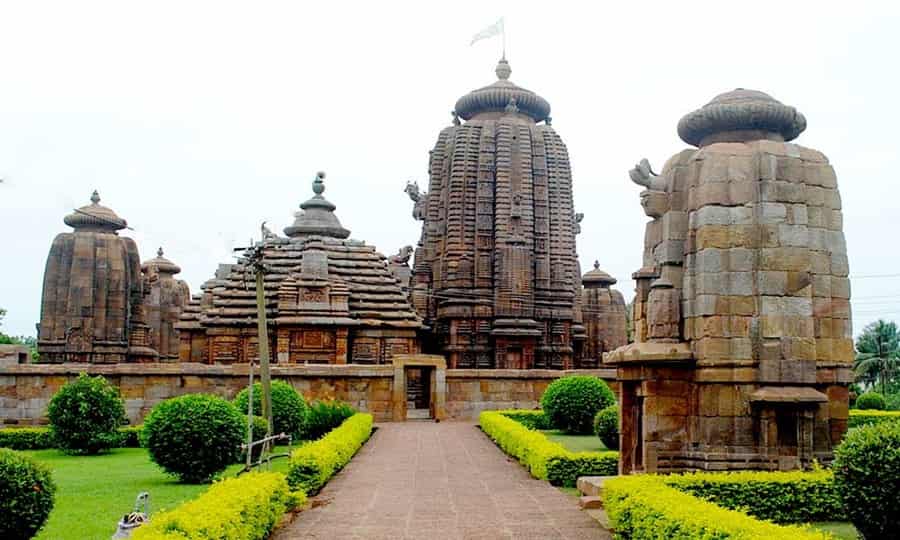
[{"xmin": 855, "ymin": 319, "xmax": 900, "ymax": 395}]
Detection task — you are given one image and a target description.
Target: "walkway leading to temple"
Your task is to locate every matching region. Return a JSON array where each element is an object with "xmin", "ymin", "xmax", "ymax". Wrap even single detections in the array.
[{"xmin": 274, "ymin": 422, "xmax": 611, "ymax": 540}]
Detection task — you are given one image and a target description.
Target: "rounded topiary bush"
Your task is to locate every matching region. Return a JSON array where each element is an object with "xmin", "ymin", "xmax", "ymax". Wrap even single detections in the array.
[
  {"xmin": 855, "ymin": 391, "xmax": 887, "ymax": 410},
  {"xmin": 833, "ymin": 420, "xmax": 900, "ymax": 539},
  {"xmin": 541, "ymin": 376, "xmax": 615, "ymax": 434},
  {"xmin": 0, "ymin": 448, "xmax": 56, "ymax": 539},
  {"xmin": 234, "ymin": 380, "xmax": 307, "ymax": 439},
  {"xmin": 47, "ymin": 373, "xmax": 125, "ymax": 454},
  {"xmin": 142, "ymin": 394, "xmax": 245, "ymax": 483},
  {"xmin": 594, "ymin": 404, "xmax": 619, "ymax": 450}
]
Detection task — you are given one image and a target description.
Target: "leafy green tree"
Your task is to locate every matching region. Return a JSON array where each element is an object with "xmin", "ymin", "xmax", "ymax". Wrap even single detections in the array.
[
  {"xmin": 0, "ymin": 308, "xmax": 40, "ymax": 360},
  {"xmin": 855, "ymin": 320, "xmax": 900, "ymax": 395}
]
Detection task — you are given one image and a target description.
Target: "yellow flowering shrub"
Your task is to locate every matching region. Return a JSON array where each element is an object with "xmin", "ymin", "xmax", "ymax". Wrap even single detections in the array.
[
  {"xmin": 479, "ymin": 410, "xmax": 618, "ymax": 486},
  {"xmin": 604, "ymin": 475, "xmax": 832, "ymax": 540},
  {"xmin": 663, "ymin": 469, "xmax": 844, "ymax": 523},
  {"xmin": 286, "ymin": 413, "xmax": 373, "ymax": 494},
  {"xmin": 131, "ymin": 472, "xmax": 303, "ymax": 540}
]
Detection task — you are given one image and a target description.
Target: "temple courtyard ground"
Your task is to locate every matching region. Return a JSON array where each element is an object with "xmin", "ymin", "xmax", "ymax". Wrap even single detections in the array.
[{"xmin": 274, "ymin": 421, "xmax": 611, "ymax": 540}]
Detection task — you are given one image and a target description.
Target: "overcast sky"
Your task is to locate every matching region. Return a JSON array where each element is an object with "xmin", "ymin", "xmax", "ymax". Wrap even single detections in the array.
[{"xmin": 1, "ymin": 1, "xmax": 898, "ymax": 338}]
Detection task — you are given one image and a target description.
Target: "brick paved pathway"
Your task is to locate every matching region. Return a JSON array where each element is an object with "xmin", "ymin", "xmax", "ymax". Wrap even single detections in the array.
[{"xmin": 274, "ymin": 422, "xmax": 610, "ymax": 540}]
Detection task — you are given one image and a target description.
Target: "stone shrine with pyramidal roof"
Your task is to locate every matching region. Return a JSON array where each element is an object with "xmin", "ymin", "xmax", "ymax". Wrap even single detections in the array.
[{"xmin": 176, "ymin": 172, "xmax": 423, "ymax": 365}]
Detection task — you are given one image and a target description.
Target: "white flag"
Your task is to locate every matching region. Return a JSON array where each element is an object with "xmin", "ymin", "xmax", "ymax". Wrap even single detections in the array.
[{"xmin": 470, "ymin": 18, "xmax": 504, "ymax": 46}]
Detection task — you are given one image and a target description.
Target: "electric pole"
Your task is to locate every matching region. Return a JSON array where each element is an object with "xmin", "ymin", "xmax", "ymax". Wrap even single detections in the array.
[{"xmin": 235, "ymin": 227, "xmax": 274, "ymax": 440}]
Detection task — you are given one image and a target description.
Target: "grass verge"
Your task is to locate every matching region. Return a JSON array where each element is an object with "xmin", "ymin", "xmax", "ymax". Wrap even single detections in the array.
[
  {"xmin": 26, "ymin": 446, "xmax": 292, "ymax": 540},
  {"xmin": 540, "ymin": 429, "xmax": 608, "ymax": 452},
  {"xmin": 809, "ymin": 521, "xmax": 859, "ymax": 540}
]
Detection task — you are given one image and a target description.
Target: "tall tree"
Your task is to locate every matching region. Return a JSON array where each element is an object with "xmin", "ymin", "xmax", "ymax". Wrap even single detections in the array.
[{"xmin": 855, "ymin": 319, "xmax": 900, "ymax": 395}]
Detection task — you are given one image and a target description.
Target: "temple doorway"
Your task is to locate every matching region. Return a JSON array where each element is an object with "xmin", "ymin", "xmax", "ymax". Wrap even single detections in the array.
[{"xmin": 406, "ymin": 366, "xmax": 432, "ymax": 419}]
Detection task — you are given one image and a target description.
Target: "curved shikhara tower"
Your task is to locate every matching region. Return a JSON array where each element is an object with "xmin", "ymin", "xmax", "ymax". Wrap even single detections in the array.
[
  {"xmin": 38, "ymin": 191, "xmax": 157, "ymax": 363},
  {"xmin": 410, "ymin": 58, "xmax": 582, "ymax": 369}
]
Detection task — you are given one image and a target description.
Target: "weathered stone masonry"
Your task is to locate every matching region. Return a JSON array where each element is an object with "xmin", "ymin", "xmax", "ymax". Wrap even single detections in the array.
[
  {"xmin": 0, "ymin": 363, "xmax": 616, "ymax": 425},
  {"xmin": 607, "ymin": 89, "xmax": 852, "ymax": 473}
]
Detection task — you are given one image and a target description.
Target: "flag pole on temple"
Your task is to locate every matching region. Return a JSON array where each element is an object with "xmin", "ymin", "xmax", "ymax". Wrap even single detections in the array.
[{"xmin": 470, "ymin": 17, "xmax": 506, "ymax": 58}]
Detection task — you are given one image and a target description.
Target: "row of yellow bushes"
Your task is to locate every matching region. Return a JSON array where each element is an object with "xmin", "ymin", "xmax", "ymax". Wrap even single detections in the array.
[
  {"xmin": 603, "ymin": 474, "xmax": 833, "ymax": 540},
  {"xmin": 662, "ymin": 469, "xmax": 844, "ymax": 523},
  {"xmin": 479, "ymin": 410, "xmax": 618, "ymax": 487},
  {"xmin": 848, "ymin": 409, "xmax": 900, "ymax": 428},
  {"xmin": 132, "ymin": 472, "xmax": 304, "ymax": 540},
  {"xmin": 0, "ymin": 425, "xmax": 143, "ymax": 450},
  {"xmin": 132, "ymin": 413, "xmax": 373, "ymax": 539},
  {"xmin": 286, "ymin": 412, "xmax": 373, "ymax": 493}
]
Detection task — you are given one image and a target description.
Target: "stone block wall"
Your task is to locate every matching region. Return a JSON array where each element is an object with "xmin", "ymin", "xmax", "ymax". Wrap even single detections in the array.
[
  {"xmin": 0, "ymin": 363, "xmax": 616, "ymax": 425},
  {"xmin": 446, "ymin": 369, "xmax": 617, "ymax": 418}
]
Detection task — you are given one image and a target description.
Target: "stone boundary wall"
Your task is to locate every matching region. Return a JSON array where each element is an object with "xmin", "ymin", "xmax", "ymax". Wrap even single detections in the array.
[{"xmin": 0, "ymin": 363, "xmax": 616, "ymax": 425}]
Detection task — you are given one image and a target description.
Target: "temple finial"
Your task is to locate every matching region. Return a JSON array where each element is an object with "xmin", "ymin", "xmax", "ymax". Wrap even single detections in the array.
[
  {"xmin": 495, "ymin": 57, "xmax": 511, "ymax": 80},
  {"xmin": 594, "ymin": 260, "xmax": 600, "ymax": 270},
  {"xmin": 90, "ymin": 190, "xmax": 100, "ymax": 204},
  {"xmin": 157, "ymin": 247, "xmax": 164, "ymax": 257},
  {"xmin": 312, "ymin": 171, "xmax": 326, "ymax": 196}
]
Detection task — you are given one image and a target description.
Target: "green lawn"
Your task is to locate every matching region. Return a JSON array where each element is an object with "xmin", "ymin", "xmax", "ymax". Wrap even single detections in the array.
[
  {"xmin": 540, "ymin": 429, "xmax": 608, "ymax": 452},
  {"xmin": 809, "ymin": 521, "xmax": 859, "ymax": 539},
  {"xmin": 25, "ymin": 446, "xmax": 293, "ymax": 540}
]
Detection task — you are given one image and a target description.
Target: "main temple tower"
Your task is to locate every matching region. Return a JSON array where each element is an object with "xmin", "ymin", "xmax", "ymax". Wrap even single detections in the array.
[{"xmin": 410, "ymin": 58, "xmax": 581, "ymax": 369}]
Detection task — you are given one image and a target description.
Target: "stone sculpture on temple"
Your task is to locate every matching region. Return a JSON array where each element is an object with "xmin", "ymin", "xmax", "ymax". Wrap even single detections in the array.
[
  {"xmin": 606, "ymin": 89, "xmax": 852, "ymax": 474},
  {"xmin": 37, "ymin": 191, "xmax": 157, "ymax": 363}
]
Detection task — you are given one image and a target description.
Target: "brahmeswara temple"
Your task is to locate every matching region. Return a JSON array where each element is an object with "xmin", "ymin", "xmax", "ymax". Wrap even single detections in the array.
[{"xmin": 7, "ymin": 58, "xmax": 852, "ymax": 472}]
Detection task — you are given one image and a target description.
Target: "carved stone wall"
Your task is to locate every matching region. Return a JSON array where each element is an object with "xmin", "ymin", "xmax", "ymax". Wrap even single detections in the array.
[{"xmin": 411, "ymin": 59, "xmax": 583, "ymax": 369}]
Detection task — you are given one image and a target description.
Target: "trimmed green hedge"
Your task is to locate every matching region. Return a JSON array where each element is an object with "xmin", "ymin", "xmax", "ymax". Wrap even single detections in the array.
[
  {"xmin": 131, "ymin": 472, "xmax": 303, "ymax": 540},
  {"xmin": 848, "ymin": 409, "xmax": 900, "ymax": 428},
  {"xmin": 287, "ymin": 413, "xmax": 373, "ymax": 494},
  {"xmin": 498, "ymin": 409, "xmax": 550, "ymax": 430},
  {"xmin": 663, "ymin": 469, "xmax": 845, "ymax": 523},
  {"xmin": 118, "ymin": 425, "xmax": 143, "ymax": 448},
  {"xmin": 479, "ymin": 410, "xmax": 618, "ymax": 487},
  {"xmin": 0, "ymin": 425, "xmax": 143, "ymax": 450},
  {"xmin": 0, "ymin": 427, "xmax": 56, "ymax": 450},
  {"xmin": 603, "ymin": 475, "xmax": 831, "ymax": 540}
]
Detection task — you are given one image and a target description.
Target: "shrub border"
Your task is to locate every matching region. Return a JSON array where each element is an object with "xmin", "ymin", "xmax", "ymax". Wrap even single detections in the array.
[
  {"xmin": 662, "ymin": 469, "xmax": 845, "ymax": 523},
  {"xmin": 848, "ymin": 409, "xmax": 900, "ymax": 428},
  {"xmin": 479, "ymin": 410, "xmax": 618, "ymax": 487},
  {"xmin": 0, "ymin": 425, "xmax": 143, "ymax": 450},
  {"xmin": 131, "ymin": 471, "xmax": 303, "ymax": 540},
  {"xmin": 603, "ymin": 475, "xmax": 832, "ymax": 540},
  {"xmin": 286, "ymin": 413, "xmax": 373, "ymax": 494}
]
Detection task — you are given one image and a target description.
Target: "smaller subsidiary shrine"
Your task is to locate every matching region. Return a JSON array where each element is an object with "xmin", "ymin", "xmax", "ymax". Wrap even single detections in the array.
[{"xmin": 176, "ymin": 173, "xmax": 423, "ymax": 365}]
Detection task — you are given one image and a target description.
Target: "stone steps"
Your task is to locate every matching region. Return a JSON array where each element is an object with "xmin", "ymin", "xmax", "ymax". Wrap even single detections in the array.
[{"xmin": 576, "ymin": 476, "xmax": 614, "ymax": 530}]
